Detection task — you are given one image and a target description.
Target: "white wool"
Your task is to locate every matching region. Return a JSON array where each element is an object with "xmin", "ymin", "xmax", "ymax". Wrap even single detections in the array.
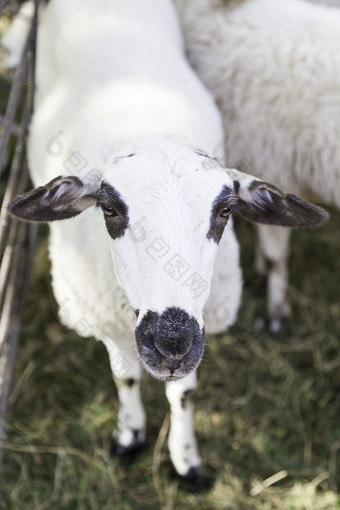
[{"xmin": 21, "ymin": 0, "xmax": 242, "ymax": 341}]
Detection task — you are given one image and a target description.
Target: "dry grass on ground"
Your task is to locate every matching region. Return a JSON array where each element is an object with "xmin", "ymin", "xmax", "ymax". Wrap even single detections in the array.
[{"xmin": 1, "ymin": 209, "xmax": 340, "ymax": 510}]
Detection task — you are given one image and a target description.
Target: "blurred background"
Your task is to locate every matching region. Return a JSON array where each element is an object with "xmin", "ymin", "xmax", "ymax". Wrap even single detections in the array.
[{"xmin": 0, "ymin": 1, "xmax": 340, "ymax": 509}]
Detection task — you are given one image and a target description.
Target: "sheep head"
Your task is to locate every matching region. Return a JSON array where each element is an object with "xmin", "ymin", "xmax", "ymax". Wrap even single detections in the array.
[{"xmin": 8, "ymin": 137, "xmax": 328, "ymax": 380}]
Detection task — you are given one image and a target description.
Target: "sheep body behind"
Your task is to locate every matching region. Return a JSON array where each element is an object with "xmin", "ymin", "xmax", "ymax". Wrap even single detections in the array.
[{"xmin": 175, "ymin": 0, "xmax": 339, "ymax": 330}]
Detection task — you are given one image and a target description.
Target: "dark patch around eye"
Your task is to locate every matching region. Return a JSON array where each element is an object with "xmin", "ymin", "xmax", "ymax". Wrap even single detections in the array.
[
  {"xmin": 97, "ymin": 182, "xmax": 129, "ymax": 239},
  {"xmin": 180, "ymin": 389, "xmax": 196, "ymax": 410},
  {"xmin": 207, "ymin": 185, "xmax": 235, "ymax": 243}
]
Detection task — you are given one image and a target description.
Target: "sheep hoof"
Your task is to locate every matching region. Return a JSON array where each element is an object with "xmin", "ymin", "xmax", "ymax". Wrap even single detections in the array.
[
  {"xmin": 174, "ymin": 466, "xmax": 215, "ymax": 493},
  {"xmin": 268, "ymin": 315, "xmax": 291, "ymax": 338},
  {"xmin": 110, "ymin": 436, "xmax": 144, "ymax": 466},
  {"xmin": 255, "ymin": 315, "xmax": 291, "ymax": 338}
]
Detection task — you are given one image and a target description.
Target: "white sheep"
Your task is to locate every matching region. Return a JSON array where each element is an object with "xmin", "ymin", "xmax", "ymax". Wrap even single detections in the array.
[
  {"xmin": 6, "ymin": 0, "xmax": 326, "ymax": 484},
  {"xmin": 175, "ymin": 0, "xmax": 338, "ymax": 334}
]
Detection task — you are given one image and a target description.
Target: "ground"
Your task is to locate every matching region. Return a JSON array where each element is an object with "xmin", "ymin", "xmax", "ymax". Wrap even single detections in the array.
[{"xmin": 1, "ymin": 209, "xmax": 340, "ymax": 510}]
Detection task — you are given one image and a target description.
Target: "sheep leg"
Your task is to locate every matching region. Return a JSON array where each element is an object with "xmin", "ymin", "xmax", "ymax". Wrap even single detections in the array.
[
  {"xmin": 102, "ymin": 339, "xmax": 146, "ymax": 462},
  {"xmin": 165, "ymin": 370, "xmax": 201, "ymax": 478},
  {"xmin": 256, "ymin": 224, "xmax": 292, "ymax": 335}
]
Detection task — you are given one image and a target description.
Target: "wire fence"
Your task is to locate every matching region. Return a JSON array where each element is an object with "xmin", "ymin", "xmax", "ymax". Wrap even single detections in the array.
[{"xmin": 0, "ymin": 0, "xmax": 39, "ymax": 482}]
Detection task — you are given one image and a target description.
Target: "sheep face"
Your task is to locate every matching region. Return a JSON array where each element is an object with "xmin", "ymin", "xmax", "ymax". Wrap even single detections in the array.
[
  {"xmin": 99, "ymin": 140, "xmax": 232, "ymax": 380},
  {"xmin": 8, "ymin": 137, "xmax": 328, "ymax": 381}
]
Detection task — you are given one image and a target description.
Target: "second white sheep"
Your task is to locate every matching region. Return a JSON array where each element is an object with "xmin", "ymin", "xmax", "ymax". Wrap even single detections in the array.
[{"xmin": 175, "ymin": 0, "xmax": 338, "ymax": 333}]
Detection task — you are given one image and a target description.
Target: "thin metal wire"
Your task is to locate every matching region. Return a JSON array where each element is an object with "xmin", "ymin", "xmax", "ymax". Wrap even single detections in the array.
[
  {"xmin": 0, "ymin": 0, "xmax": 39, "ymax": 483},
  {"xmin": 0, "ymin": 93, "xmax": 31, "ymax": 255},
  {"xmin": 0, "ymin": 115, "xmax": 20, "ymax": 136},
  {"xmin": 0, "ymin": 48, "xmax": 28, "ymax": 178}
]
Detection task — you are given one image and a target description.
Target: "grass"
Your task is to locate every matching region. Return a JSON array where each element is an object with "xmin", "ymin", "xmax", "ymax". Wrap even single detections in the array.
[{"xmin": 1, "ymin": 209, "xmax": 340, "ymax": 510}]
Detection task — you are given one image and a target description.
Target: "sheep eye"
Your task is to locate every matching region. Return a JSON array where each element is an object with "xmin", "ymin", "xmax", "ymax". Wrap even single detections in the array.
[
  {"xmin": 101, "ymin": 204, "xmax": 118, "ymax": 217},
  {"xmin": 219, "ymin": 207, "xmax": 232, "ymax": 218}
]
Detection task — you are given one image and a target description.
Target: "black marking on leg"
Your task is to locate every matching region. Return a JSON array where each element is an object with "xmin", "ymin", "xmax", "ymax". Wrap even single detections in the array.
[
  {"xmin": 114, "ymin": 377, "xmax": 137, "ymax": 389},
  {"xmin": 180, "ymin": 389, "xmax": 195, "ymax": 410},
  {"xmin": 110, "ymin": 428, "xmax": 145, "ymax": 466},
  {"xmin": 268, "ymin": 315, "xmax": 291, "ymax": 339},
  {"xmin": 256, "ymin": 314, "xmax": 291, "ymax": 339},
  {"xmin": 132, "ymin": 429, "xmax": 140, "ymax": 441},
  {"xmin": 172, "ymin": 466, "xmax": 215, "ymax": 493},
  {"xmin": 265, "ymin": 257, "xmax": 278, "ymax": 272}
]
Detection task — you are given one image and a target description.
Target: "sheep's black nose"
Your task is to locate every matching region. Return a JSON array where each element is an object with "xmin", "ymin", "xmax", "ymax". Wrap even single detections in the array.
[
  {"xmin": 156, "ymin": 307, "xmax": 200, "ymax": 359},
  {"xmin": 135, "ymin": 307, "xmax": 205, "ymax": 380},
  {"xmin": 137, "ymin": 307, "xmax": 199, "ymax": 359}
]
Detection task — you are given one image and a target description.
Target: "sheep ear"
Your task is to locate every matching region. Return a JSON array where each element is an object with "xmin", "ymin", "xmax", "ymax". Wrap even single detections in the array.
[
  {"xmin": 228, "ymin": 168, "xmax": 328, "ymax": 227},
  {"xmin": 8, "ymin": 175, "xmax": 99, "ymax": 222}
]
